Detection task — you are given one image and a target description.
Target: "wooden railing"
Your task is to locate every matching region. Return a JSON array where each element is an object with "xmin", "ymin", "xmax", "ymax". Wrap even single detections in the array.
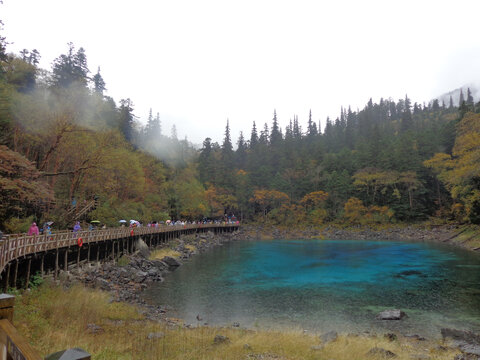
[
  {"xmin": 0, "ymin": 294, "xmax": 91, "ymax": 359},
  {"xmin": 0, "ymin": 224, "xmax": 238, "ymax": 275},
  {"xmin": 0, "ymin": 294, "xmax": 43, "ymax": 359}
]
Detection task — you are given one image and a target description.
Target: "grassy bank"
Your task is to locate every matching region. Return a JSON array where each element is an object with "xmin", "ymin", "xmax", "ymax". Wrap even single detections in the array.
[{"xmin": 12, "ymin": 282, "xmax": 460, "ymax": 360}]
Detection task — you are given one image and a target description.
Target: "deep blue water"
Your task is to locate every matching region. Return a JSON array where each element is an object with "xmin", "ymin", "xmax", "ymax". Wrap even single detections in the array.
[{"xmin": 143, "ymin": 239, "xmax": 480, "ymax": 337}]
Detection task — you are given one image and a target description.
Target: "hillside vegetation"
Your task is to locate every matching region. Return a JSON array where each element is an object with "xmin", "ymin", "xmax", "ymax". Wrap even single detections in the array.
[{"xmin": 1, "ymin": 31, "xmax": 480, "ymax": 232}]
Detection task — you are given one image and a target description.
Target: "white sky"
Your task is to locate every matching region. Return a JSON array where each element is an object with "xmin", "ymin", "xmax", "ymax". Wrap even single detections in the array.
[{"xmin": 2, "ymin": 0, "xmax": 480, "ymax": 144}]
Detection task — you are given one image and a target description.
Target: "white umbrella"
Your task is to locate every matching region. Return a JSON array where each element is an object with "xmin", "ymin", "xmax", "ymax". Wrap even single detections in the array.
[{"xmin": 119, "ymin": 220, "xmax": 127, "ymax": 223}]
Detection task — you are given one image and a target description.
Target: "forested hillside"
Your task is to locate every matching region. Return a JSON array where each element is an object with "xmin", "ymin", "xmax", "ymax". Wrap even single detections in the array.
[
  {"xmin": 197, "ymin": 94, "xmax": 480, "ymax": 225},
  {"xmin": 1, "ymin": 31, "xmax": 479, "ymax": 231}
]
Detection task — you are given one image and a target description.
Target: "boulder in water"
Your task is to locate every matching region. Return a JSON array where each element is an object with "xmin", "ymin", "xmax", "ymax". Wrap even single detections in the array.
[
  {"xmin": 376, "ymin": 309, "xmax": 407, "ymax": 320},
  {"xmin": 162, "ymin": 256, "xmax": 182, "ymax": 269}
]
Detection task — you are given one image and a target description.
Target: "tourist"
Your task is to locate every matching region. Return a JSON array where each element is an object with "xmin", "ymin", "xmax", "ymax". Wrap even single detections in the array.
[
  {"xmin": 28, "ymin": 222, "xmax": 39, "ymax": 236},
  {"xmin": 73, "ymin": 221, "xmax": 81, "ymax": 233}
]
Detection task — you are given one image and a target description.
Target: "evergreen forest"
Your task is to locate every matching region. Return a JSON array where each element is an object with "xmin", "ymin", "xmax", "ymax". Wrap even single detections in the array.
[{"xmin": 1, "ymin": 34, "xmax": 480, "ymax": 232}]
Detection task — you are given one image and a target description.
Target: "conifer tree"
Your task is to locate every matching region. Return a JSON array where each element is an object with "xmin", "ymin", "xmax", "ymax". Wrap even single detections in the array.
[
  {"xmin": 307, "ymin": 109, "xmax": 318, "ymax": 136},
  {"xmin": 250, "ymin": 121, "xmax": 258, "ymax": 148},
  {"xmin": 467, "ymin": 88, "xmax": 474, "ymax": 106},
  {"xmin": 51, "ymin": 42, "xmax": 90, "ymax": 88},
  {"xmin": 92, "ymin": 66, "xmax": 106, "ymax": 95},
  {"xmin": 401, "ymin": 94, "xmax": 413, "ymax": 131},
  {"xmin": 459, "ymin": 88, "xmax": 465, "ymax": 106},
  {"xmin": 236, "ymin": 131, "xmax": 247, "ymax": 168},
  {"xmin": 270, "ymin": 109, "xmax": 282, "ymax": 145},
  {"xmin": 119, "ymin": 98, "xmax": 136, "ymax": 143},
  {"xmin": 222, "ymin": 120, "xmax": 233, "ymax": 155},
  {"xmin": 260, "ymin": 123, "xmax": 269, "ymax": 144},
  {"xmin": 293, "ymin": 115, "xmax": 302, "ymax": 139}
]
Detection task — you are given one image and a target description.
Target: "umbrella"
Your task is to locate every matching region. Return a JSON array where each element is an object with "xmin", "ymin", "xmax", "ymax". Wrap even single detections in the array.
[
  {"xmin": 90, "ymin": 220, "xmax": 101, "ymax": 224},
  {"xmin": 130, "ymin": 219, "xmax": 136, "ymax": 223},
  {"xmin": 119, "ymin": 220, "xmax": 127, "ymax": 223},
  {"xmin": 46, "ymin": 221, "xmax": 54, "ymax": 226}
]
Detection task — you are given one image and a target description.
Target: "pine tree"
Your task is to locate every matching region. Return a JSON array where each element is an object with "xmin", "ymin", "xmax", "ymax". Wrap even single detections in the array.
[
  {"xmin": 119, "ymin": 98, "xmax": 136, "ymax": 143},
  {"xmin": 236, "ymin": 131, "xmax": 247, "ymax": 168},
  {"xmin": 467, "ymin": 88, "xmax": 474, "ymax": 106},
  {"xmin": 270, "ymin": 109, "xmax": 282, "ymax": 145},
  {"xmin": 51, "ymin": 42, "xmax": 90, "ymax": 88},
  {"xmin": 459, "ymin": 88, "xmax": 465, "ymax": 107},
  {"xmin": 28, "ymin": 49, "xmax": 40, "ymax": 66},
  {"xmin": 401, "ymin": 94, "xmax": 413, "ymax": 131},
  {"xmin": 293, "ymin": 115, "xmax": 302, "ymax": 140},
  {"xmin": 307, "ymin": 109, "xmax": 318, "ymax": 137},
  {"xmin": 345, "ymin": 106, "xmax": 356, "ymax": 149},
  {"xmin": 198, "ymin": 137, "xmax": 215, "ymax": 184},
  {"xmin": 260, "ymin": 123, "xmax": 269, "ymax": 144},
  {"xmin": 92, "ymin": 67, "xmax": 106, "ymax": 95},
  {"xmin": 222, "ymin": 119, "xmax": 233, "ymax": 154},
  {"xmin": 250, "ymin": 121, "xmax": 258, "ymax": 148},
  {"xmin": 154, "ymin": 112, "xmax": 162, "ymax": 136}
]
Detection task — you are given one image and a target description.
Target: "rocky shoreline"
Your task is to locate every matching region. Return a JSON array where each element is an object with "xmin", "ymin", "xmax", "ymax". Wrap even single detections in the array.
[
  {"xmin": 67, "ymin": 229, "xmax": 244, "ymax": 321},
  {"xmin": 245, "ymin": 224, "xmax": 480, "ymax": 251}
]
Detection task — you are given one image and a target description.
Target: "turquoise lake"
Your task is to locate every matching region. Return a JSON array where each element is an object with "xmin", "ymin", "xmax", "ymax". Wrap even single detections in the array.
[{"xmin": 142, "ymin": 239, "xmax": 480, "ymax": 337}]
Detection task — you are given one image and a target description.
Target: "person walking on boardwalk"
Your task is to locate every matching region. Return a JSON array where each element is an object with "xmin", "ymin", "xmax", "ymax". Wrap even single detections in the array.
[
  {"xmin": 28, "ymin": 222, "xmax": 39, "ymax": 236},
  {"xmin": 73, "ymin": 221, "xmax": 81, "ymax": 233}
]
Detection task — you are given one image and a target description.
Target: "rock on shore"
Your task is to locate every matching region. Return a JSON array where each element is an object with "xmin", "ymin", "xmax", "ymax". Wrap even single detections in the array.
[{"xmin": 66, "ymin": 230, "xmax": 243, "ymax": 320}]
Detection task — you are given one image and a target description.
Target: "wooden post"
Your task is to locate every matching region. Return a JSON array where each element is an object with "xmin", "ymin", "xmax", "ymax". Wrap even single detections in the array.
[
  {"xmin": 40, "ymin": 254, "xmax": 44, "ymax": 278},
  {"xmin": 0, "ymin": 294, "xmax": 14, "ymax": 322},
  {"xmin": 25, "ymin": 258, "xmax": 31, "ymax": 290},
  {"xmin": 87, "ymin": 244, "xmax": 91, "ymax": 264},
  {"xmin": 55, "ymin": 249, "xmax": 59, "ymax": 281},
  {"xmin": 76, "ymin": 246, "xmax": 80, "ymax": 269},
  {"xmin": 3, "ymin": 264, "xmax": 10, "ymax": 293},
  {"xmin": 64, "ymin": 248, "xmax": 68, "ymax": 271},
  {"xmin": 12, "ymin": 261, "xmax": 18, "ymax": 289},
  {"xmin": 111, "ymin": 241, "xmax": 114, "ymax": 261},
  {"xmin": 96, "ymin": 243, "xmax": 100, "ymax": 265}
]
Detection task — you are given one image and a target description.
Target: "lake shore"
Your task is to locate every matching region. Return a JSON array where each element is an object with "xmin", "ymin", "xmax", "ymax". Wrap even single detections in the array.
[
  {"xmin": 243, "ymin": 223, "xmax": 480, "ymax": 252},
  {"xmin": 64, "ymin": 222, "xmax": 479, "ymax": 325},
  {"xmin": 14, "ymin": 223, "xmax": 480, "ymax": 358}
]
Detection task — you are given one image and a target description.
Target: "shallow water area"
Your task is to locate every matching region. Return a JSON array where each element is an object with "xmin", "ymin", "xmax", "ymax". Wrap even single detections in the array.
[{"xmin": 143, "ymin": 239, "xmax": 480, "ymax": 337}]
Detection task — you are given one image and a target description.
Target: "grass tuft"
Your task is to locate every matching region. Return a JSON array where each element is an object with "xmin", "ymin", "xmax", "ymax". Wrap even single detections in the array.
[{"xmin": 149, "ymin": 248, "xmax": 181, "ymax": 260}]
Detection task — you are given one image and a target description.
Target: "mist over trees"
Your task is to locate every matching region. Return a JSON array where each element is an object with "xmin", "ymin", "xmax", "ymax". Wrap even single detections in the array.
[{"xmin": 1, "ymin": 18, "xmax": 480, "ymax": 231}]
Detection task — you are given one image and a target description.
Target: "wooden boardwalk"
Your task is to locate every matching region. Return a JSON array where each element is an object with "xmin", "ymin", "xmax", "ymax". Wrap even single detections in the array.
[{"xmin": 0, "ymin": 224, "xmax": 239, "ymax": 285}]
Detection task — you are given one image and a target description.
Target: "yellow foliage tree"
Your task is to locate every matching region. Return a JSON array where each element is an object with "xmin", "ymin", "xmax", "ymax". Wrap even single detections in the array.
[
  {"xmin": 300, "ymin": 191, "xmax": 329, "ymax": 225},
  {"xmin": 250, "ymin": 189, "xmax": 290, "ymax": 221},
  {"xmin": 344, "ymin": 197, "xmax": 393, "ymax": 225},
  {"xmin": 424, "ymin": 112, "xmax": 480, "ymax": 223}
]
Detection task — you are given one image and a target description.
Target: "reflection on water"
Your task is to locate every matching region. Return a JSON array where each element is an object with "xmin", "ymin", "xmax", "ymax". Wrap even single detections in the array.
[{"xmin": 142, "ymin": 239, "xmax": 480, "ymax": 337}]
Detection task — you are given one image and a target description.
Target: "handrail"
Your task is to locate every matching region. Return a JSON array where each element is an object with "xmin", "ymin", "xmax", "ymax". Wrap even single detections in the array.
[
  {"xmin": 0, "ymin": 319, "xmax": 42, "ymax": 359},
  {"xmin": 0, "ymin": 224, "xmax": 238, "ymax": 274}
]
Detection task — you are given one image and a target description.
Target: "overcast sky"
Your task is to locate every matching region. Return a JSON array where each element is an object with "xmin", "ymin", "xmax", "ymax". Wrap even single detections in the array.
[{"xmin": 2, "ymin": 0, "xmax": 480, "ymax": 144}]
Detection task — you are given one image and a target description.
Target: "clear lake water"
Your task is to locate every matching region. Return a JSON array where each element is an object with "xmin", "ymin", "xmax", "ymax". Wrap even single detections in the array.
[{"xmin": 142, "ymin": 239, "xmax": 480, "ymax": 337}]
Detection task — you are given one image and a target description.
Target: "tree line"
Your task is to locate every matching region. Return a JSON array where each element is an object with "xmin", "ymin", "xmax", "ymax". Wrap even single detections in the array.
[
  {"xmin": 197, "ymin": 94, "xmax": 480, "ymax": 225},
  {"xmin": 0, "ymin": 25, "xmax": 479, "ymax": 231}
]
